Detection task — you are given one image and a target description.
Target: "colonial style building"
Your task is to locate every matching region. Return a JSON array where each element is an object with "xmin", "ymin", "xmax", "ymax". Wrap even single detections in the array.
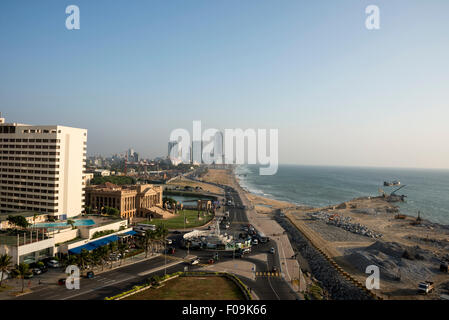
[{"xmin": 85, "ymin": 183, "xmax": 163, "ymax": 220}]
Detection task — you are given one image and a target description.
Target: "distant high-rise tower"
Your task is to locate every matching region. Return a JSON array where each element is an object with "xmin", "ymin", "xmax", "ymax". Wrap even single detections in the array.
[
  {"xmin": 168, "ymin": 140, "xmax": 182, "ymax": 165},
  {"xmin": 213, "ymin": 131, "xmax": 224, "ymax": 164},
  {"xmin": 191, "ymin": 140, "xmax": 202, "ymax": 165}
]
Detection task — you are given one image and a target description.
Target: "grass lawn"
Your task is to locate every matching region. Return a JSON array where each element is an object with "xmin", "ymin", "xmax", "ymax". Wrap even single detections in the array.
[
  {"xmin": 124, "ymin": 276, "xmax": 245, "ymax": 300},
  {"xmin": 143, "ymin": 209, "xmax": 214, "ymax": 229}
]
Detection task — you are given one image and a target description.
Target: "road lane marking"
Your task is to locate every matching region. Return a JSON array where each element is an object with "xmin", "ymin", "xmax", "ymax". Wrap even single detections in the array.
[
  {"xmin": 137, "ymin": 260, "xmax": 183, "ymax": 276},
  {"xmin": 61, "ymin": 275, "xmax": 136, "ymax": 300}
]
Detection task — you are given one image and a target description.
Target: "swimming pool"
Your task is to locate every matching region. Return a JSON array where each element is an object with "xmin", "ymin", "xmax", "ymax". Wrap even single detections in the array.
[{"xmin": 35, "ymin": 219, "xmax": 96, "ymax": 228}]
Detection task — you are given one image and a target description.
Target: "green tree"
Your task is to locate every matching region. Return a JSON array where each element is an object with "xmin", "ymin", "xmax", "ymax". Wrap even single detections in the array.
[
  {"xmin": 67, "ymin": 219, "xmax": 75, "ymax": 229},
  {"xmin": 77, "ymin": 249, "xmax": 91, "ymax": 271},
  {"xmin": 85, "ymin": 206, "xmax": 92, "ymax": 215},
  {"xmin": 32, "ymin": 213, "xmax": 38, "ymax": 228},
  {"xmin": 0, "ymin": 254, "xmax": 12, "ymax": 288},
  {"xmin": 118, "ymin": 242, "xmax": 128, "ymax": 266},
  {"xmin": 14, "ymin": 263, "xmax": 32, "ymax": 293},
  {"xmin": 61, "ymin": 254, "xmax": 78, "ymax": 268},
  {"xmin": 95, "ymin": 246, "xmax": 109, "ymax": 271},
  {"xmin": 106, "ymin": 207, "xmax": 120, "ymax": 217},
  {"xmin": 90, "ymin": 176, "xmax": 136, "ymax": 186},
  {"xmin": 141, "ymin": 230, "xmax": 154, "ymax": 258},
  {"xmin": 108, "ymin": 241, "xmax": 118, "ymax": 268},
  {"xmin": 90, "ymin": 250, "xmax": 102, "ymax": 269},
  {"xmin": 7, "ymin": 215, "xmax": 30, "ymax": 229},
  {"xmin": 156, "ymin": 224, "xmax": 169, "ymax": 252}
]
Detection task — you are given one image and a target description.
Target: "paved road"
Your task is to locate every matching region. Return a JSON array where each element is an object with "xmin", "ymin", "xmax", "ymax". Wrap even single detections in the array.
[
  {"xmin": 222, "ymin": 185, "xmax": 298, "ymax": 300},
  {"xmin": 16, "ymin": 254, "xmax": 197, "ymax": 300}
]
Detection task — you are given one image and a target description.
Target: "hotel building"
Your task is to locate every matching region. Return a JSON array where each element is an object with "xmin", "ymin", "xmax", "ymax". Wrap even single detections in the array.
[{"xmin": 0, "ymin": 116, "xmax": 87, "ymax": 219}]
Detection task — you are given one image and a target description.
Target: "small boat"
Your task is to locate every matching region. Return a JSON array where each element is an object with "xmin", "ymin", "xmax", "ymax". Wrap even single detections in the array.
[{"xmin": 384, "ymin": 180, "xmax": 400, "ymax": 187}]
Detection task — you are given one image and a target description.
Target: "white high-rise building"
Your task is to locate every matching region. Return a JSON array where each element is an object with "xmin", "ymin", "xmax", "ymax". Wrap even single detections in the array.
[
  {"xmin": 191, "ymin": 140, "xmax": 203, "ymax": 165},
  {"xmin": 168, "ymin": 140, "xmax": 183, "ymax": 165},
  {"xmin": 213, "ymin": 131, "xmax": 224, "ymax": 164},
  {"xmin": 0, "ymin": 116, "xmax": 87, "ymax": 219}
]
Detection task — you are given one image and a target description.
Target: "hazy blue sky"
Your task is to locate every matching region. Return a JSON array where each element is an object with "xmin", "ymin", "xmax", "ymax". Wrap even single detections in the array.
[{"xmin": 1, "ymin": 1, "xmax": 448, "ymax": 168}]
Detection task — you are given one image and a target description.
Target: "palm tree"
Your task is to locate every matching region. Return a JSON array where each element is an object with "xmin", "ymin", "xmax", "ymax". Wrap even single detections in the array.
[
  {"xmin": 90, "ymin": 250, "xmax": 102, "ymax": 270},
  {"xmin": 157, "ymin": 224, "xmax": 169, "ymax": 251},
  {"xmin": 0, "ymin": 254, "xmax": 12, "ymax": 288},
  {"xmin": 118, "ymin": 242, "xmax": 128, "ymax": 266},
  {"xmin": 15, "ymin": 263, "xmax": 31, "ymax": 293},
  {"xmin": 141, "ymin": 230, "xmax": 153, "ymax": 258},
  {"xmin": 108, "ymin": 241, "xmax": 118, "ymax": 268},
  {"xmin": 95, "ymin": 246, "xmax": 109, "ymax": 271},
  {"xmin": 32, "ymin": 213, "xmax": 38, "ymax": 228},
  {"xmin": 78, "ymin": 249, "xmax": 91, "ymax": 272},
  {"xmin": 67, "ymin": 219, "xmax": 75, "ymax": 229}
]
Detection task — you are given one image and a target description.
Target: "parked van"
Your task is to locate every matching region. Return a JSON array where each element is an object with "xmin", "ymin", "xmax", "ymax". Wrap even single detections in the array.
[{"xmin": 135, "ymin": 224, "xmax": 156, "ymax": 232}]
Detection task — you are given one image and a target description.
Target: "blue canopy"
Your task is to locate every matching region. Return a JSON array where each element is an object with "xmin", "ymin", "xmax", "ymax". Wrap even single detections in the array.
[{"xmin": 68, "ymin": 235, "xmax": 119, "ymax": 255}]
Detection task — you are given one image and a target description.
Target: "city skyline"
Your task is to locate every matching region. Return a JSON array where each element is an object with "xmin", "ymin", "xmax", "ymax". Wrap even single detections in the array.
[{"xmin": 1, "ymin": 1, "xmax": 449, "ymax": 169}]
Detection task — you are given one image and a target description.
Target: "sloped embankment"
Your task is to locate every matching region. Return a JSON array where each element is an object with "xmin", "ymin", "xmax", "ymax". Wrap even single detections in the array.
[{"xmin": 275, "ymin": 215, "xmax": 375, "ymax": 300}]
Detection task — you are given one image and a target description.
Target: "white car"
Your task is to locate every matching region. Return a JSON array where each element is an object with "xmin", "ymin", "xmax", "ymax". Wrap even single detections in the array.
[
  {"xmin": 46, "ymin": 260, "xmax": 61, "ymax": 268},
  {"xmin": 0, "ymin": 271, "xmax": 9, "ymax": 280},
  {"xmin": 191, "ymin": 258, "xmax": 200, "ymax": 265},
  {"xmin": 252, "ymin": 239, "xmax": 259, "ymax": 245},
  {"xmin": 270, "ymin": 247, "xmax": 275, "ymax": 254},
  {"xmin": 166, "ymin": 239, "xmax": 173, "ymax": 245}
]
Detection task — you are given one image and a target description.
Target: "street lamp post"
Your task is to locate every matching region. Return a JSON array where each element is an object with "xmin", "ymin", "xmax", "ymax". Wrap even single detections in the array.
[
  {"xmin": 233, "ymin": 232, "xmax": 235, "ymax": 261},
  {"xmin": 164, "ymin": 240, "xmax": 167, "ymax": 276}
]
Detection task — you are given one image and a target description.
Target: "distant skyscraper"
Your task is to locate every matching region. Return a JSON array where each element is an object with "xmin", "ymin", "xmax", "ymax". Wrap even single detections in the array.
[
  {"xmin": 191, "ymin": 140, "xmax": 202, "ymax": 165},
  {"xmin": 168, "ymin": 141, "xmax": 177, "ymax": 158},
  {"xmin": 213, "ymin": 131, "xmax": 224, "ymax": 164},
  {"xmin": 168, "ymin": 140, "xmax": 182, "ymax": 165}
]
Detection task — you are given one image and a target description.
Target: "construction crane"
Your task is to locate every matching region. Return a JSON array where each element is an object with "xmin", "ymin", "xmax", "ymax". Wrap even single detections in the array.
[
  {"xmin": 124, "ymin": 153, "xmax": 128, "ymax": 175},
  {"xmin": 391, "ymin": 185, "xmax": 406, "ymax": 195}
]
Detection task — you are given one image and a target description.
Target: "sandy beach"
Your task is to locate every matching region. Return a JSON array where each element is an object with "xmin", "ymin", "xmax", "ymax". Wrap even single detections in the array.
[{"xmin": 198, "ymin": 168, "xmax": 449, "ymax": 300}]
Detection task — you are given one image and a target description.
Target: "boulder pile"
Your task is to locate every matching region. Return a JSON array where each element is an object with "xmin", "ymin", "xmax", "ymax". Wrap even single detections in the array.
[{"xmin": 309, "ymin": 211, "xmax": 383, "ymax": 239}]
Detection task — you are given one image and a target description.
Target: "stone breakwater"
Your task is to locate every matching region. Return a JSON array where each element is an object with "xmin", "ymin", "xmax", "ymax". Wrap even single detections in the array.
[
  {"xmin": 309, "ymin": 211, "xmax": 383, "ymax": 239},
  {"xmin": 274, "ymin": 215, "xmax": 375, "ymax": 300}
]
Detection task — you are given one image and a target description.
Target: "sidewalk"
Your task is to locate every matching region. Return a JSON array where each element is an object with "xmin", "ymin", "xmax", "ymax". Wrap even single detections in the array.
[{"xmin": 200, "ymin": 259, "xmax": 257, "ymax": 281}]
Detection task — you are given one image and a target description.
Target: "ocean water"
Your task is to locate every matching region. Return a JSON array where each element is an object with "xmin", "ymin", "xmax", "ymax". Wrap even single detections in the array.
[{"xmin": 235, "ymin": 164, "xmax": 449, "ymax": 226}]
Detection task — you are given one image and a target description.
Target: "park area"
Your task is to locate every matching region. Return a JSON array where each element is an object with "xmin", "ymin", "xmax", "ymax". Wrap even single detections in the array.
[
  {"xmin": 123, "ymin": 276, "xmax": 245, "ymax": 300},
  {"xmin": 144, "ymin": 209, "xmax": 214, "ymax": 229}
]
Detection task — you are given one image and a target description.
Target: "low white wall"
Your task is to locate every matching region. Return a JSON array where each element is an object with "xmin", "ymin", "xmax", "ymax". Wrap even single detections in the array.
[
  {"xmin": 79, "ymin": 220, "xmax": 128, "ymax": 240},
  {"xmin": 53, "ymin": 228, "xmax": 80, "ymax": 245}
]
